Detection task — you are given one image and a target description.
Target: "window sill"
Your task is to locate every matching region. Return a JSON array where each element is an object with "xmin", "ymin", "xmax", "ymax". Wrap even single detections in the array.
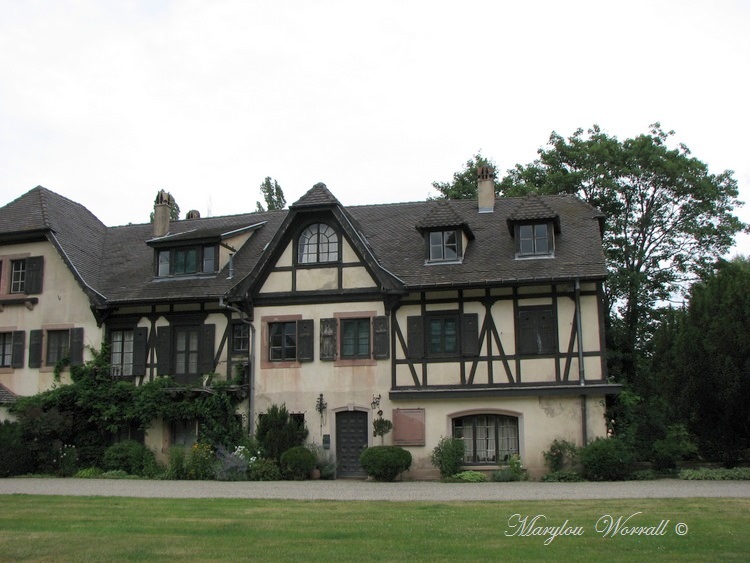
[
  {"xmin": 514, "ymin": 253, "xmax": 555, "ymax": 260},
  {"xmin": 0, "ymin": 296, "xmax": 38, "ymax": 309},
  {"xmin": 334, "ymin": 358, "xmax": 377, "ymax": 367},
  {"xmin": 261, "ymin": 360, "xmax": 301, "ymax": 370},
  {"xmin": 424, "ymin": 259, "xmax": 463, "ymax": 266}
]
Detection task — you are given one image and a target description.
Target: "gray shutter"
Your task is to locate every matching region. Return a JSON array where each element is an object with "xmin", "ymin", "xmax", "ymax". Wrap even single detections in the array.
[
  {"xmin": 156, "ymin": 326, "xmax": 172, "ymax": 375},
  {"xmin": 407, "ymin": 316, "xmax": 424, "ymax": 359},
  {"xmin": 11, "ymin": 331, "xmax": 25, "ymax": 368},
  {"xmin": 462, "ymin": 313, "xmax": 479, "ymax": 357},
  {"xmin": 319, "ymin": 318, "xmax": 337, "ymax": 361},
  {"xmin": 70, "ymin": 328, "xmax": 84, "ymax": 366},
  {"xmin": 28, "ymin": 329, "xmax": 43, "ymax": 368},
  {"xmin": 132, "ymin": 327, "xmax": 148, "ymax": 376},
  {"xmin": 199, "ymin": 324, "xmax": 216, "ymax": 374},
  {"xmin": 24, "ymin": 256, "xmax": 44, "ymax": 295},
  {"xmin": 373, "ymin": 316, "xmax": 389, "ymax": 359},
  {"xmin": 297, "ymin": 319, "xmax": 314, "ymax": 362}
]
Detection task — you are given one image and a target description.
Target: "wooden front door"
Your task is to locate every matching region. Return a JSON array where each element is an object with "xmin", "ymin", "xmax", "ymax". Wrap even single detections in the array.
[{"xmin": 336, "ymin": 410, "xmax": 368, "ymax": 478}]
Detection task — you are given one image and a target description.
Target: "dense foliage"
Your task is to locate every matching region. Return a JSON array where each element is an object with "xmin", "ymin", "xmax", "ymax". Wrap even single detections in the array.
[
  {"xmin": 359, "ymin": 446, "xmax": 412, "ymax": 481},
  {"xmin": 430, "ymin": 436, "xmax": 465, "ymax": 478},
  {"xmin": 8, "ymin": 347, "xmax": 246, "ymax": 475},
  {"xmin": 579, "ymin": 437, "xmax": 635, "ymax": 481},
  {"xmin": 280, "ymin": 445, "xmax": 316, "ymax": 480},
  {"xmin": 255, "ymin": 403, "xmax": 309, "ymax": 462},
  {"xmin": 256, "ymin": 176, "xmax": 286, "ymax": 212}
]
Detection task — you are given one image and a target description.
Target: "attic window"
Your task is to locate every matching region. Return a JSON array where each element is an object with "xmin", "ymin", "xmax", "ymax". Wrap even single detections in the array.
[
  {"xmin": 297, "ymin": 223, "xmax": 339, "ymax": 264},
  {"xmin": 516, "ymin": 223, "xmax": 553, "ymax": 257},
  {"xmin": 157, "ymin": 245, "xmax": 218, "ymax": 277},
  {"xmin": 427, "ymin": 230, "xmax": 461, "ymax": 262}
]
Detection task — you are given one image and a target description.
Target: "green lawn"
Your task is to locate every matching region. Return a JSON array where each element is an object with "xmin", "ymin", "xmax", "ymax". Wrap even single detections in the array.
[{"xmin": 0, "ymin": 496, "xmax": 747, "ymax": 561}]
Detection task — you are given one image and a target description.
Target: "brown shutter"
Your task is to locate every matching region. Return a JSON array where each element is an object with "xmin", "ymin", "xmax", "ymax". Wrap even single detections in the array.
[
  {"xmin": 11, "ymin": 331, "xmax": 25, "ymax": 368},
  {"xmin": 24, "ymin": 256, "xmax": 44, "ymax": 294},
  {"xmin": 70, "ymin": 328, "xmax": 84, "ymax": 366},
  {"xmin": 132, "ymin": 327, "xmax": 148, "ymax": 376},
  {"xmin": 199, "ymin": 324, "xmax": 216, "ymax": 374},
  {"xmin": 462, "ymin": 313, "xmax": 479, "ymax": 357},
  {"xmin": 407, "ymin": 316, "xmax": 424, "ymax": 359},
  {"xmin": 373, "ymin": 316, "xmax": 389, "ymax": 359},
  {"xmin": 319, "ymin": 318, "xmax": 337, "ymax": 361},
  {"xmin": 297, "ymin": 319, "xmax": 314, "ymax": 362},
  {"xmin": 156, "ymin": 326, "xmax": 172, "ymax": 375},
  {"xmin": 28, "ymin": 329, "xmax": 43, "ymax": 368}
]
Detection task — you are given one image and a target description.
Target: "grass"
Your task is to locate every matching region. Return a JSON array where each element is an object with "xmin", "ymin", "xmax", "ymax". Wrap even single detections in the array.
[{"xmin": 0, "ymin": 496, "xmax": 748, "ymax": 561}]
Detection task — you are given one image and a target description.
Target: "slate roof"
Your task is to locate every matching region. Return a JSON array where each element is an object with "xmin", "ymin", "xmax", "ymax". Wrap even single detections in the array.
[
  {"xmin": 0, "ymin": 383, "xmax": 18, "ymax": 404},
  {"xmin": 0, "ymin": 185, "xmax": 607, "ymax": 308}
]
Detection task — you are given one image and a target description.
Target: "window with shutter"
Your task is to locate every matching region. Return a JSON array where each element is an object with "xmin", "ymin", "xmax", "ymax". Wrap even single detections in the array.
[{"xmin": 517, "ymin": 306, "xmax": 555, "ymax": 355}]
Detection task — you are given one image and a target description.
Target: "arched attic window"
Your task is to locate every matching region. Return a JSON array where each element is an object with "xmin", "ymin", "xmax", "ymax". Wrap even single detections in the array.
[{"xmin": 297, "ymin": 223, "xmax": 339, "ymax": 264}]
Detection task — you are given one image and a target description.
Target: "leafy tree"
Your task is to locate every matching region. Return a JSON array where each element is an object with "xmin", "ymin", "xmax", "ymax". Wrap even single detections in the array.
[
  {"xmin": 255, "ymin": 404, "xmax": 308, "ymax": 462},
  {"xmin": 149, "ymin": 191, "xmax": 181, "ymax": 222},
  {"xmin": 256, "ymin": 177, "xmax": 286, "ymax": 211},
  {"xmin": 655, "ymin": 257, "xmax": 750, "ymax": 464},
  {"xmin": 431, "ymin": 153, "xmax": 499, "ymax": 200},
  {"xmin": 498, "ymin": 124, "xmax": 746, "ymax": 384}
]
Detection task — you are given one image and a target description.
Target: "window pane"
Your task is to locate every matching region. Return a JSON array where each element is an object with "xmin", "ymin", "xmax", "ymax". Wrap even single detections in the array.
[
  {"xmin": 46, "ymin": 330, "xmax": 69, "ymax": 365},
  {"xmin": 444, "ymin": 319, "xmax": 457, "ymax": 354},
  {"xmin": 0, "ymin": 333, "xmax": 11, "ymax": 367},
  {"xmin": 203, "ymin": 246, "xmax": 216, "ymax": 273},
  {"xmin": 158, "ymin": 251, "xmax": 170, "ymax": 276},
  {"xmin": 444, "ymin": 231, "xmax": 458, "ymax": 260},
  {"xmin": 185, "ymin": 249, "xmax": 198, "ymax": 273},
  {"xmin": 269, "ymin": 322, "xmax": 296, "ymax": 361},
  {"xmin": 534, "ymin": 224, "xmax": 549, "ymax": 254},
  {"xmin": 429, "ymin": 232, "xmax": 443, "ymax": 260},
  {"xmin": 452, "ymin": 415, "xmax": 519, "ymax": 464},
  {"xmin": 11, "ymin": 260, "xmax": 26, "ymax": 293}
]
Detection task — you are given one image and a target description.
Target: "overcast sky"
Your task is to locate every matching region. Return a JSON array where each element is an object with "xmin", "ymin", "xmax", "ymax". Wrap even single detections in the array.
[{"xmin": 1, "ymin": 0, "xmax": 749, "ymax": 255}]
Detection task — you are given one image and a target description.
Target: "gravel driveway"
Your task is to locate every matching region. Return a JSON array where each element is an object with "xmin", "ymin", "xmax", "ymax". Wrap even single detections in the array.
[{"xmin": 1, "ymin": 478, "xmax": 748, "ymax": 501}]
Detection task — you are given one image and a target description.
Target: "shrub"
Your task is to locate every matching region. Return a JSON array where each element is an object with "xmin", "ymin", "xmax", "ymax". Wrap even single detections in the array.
[
  {"xmin": 280, "ymin": 445, "xmax": 316, "ymax": 480},
  {"xmin": 679, "ymin": 467, "xmax": 750, "ymax": 480},
  {"xmin": 541, "ymin": 470, "xmax": 585, "ymax": 482},
  {"xmin": 214, "ymin": 445, "xmax": 249, "ymax": 481},
  {"xmin": 0, "ymin": 420, "xmax": 34, "ymax": 477},
  {"xmin": 431, "ymin": 436, "xmax": 465, "ymax": 479},
  {"xmin": 360, "ymin": 446, "xmax": 412, "ymax": 482},
  {"xmin": 55, "ymin": 444, "xmax": 78, "ymax": 477},
  {"xmin": 103, "ymin": 440, "xmax": 158, "ymax": 477},
  {"xmin": 652, "ymin": 424, "xmax": 698, "ymax": 470},
  {"xmin": 74, "ymin": 467, "xmax": 104, "ymax": 478},
  {"xmin": 248, "ymin": 458, "xmax": 281, "ymax": 481},
  {"xmin": 307, "ymin": 443, "xmax": 336, "ymax": 480},
  {"xmin": 579, "ymin": 437, "xmax": 634, "ymax": 481},
  {"xmin": 629, "ymin": 469, "xmax": 658, "ymax": 481},
  {"xmin": 255, "ymin": 404, "xmax": 309, "ymax": 462},
  {"xmin": 186, "ymin": 442, "xmax": 215, "ymax": 480},
  {"xmin": 447, "ymin": 470, "xmax": 486, "ymax": 483},
  {"xmin": 165, "ymin": 446, "xmax": 188, "ymax": 480},
  {"xmin": 543, "ymin": 439, "xmax": 580, "ymax": 472}
]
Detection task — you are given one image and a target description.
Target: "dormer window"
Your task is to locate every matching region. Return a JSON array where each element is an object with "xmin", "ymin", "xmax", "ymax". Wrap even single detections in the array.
[
  {"xmin": 297, "ymin": 223, "xmax": 339, "ymax": 264},
  {"xmin": 517, "ymin": 223, "xmax": 553, "ymax": 256},
  {"xmin": 157, "ymin": 245, "xmax": 218, "ymax": 277},
  {"xmin": 428, "ymin": 230, "xmax": 461, "ymax": 262}
]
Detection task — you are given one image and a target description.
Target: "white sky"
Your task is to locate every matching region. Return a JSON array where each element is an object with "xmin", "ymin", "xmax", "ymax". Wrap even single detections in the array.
[{"xmin": 1, "ymin": 0, "xmax": 749, "ymax": 255}]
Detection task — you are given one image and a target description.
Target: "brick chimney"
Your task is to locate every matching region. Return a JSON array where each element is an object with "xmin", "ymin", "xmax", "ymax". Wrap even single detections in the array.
[
  {"xmin": 477, "ymin": 165, "xmax": 495, "ymax": 213},
  {"xmin": 153, "ymin": 190, "xmax": 173, "ymax": 237}
]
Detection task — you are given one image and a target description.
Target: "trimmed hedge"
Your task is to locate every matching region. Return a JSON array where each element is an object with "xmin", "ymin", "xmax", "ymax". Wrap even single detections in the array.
[
  {"xmin": 360, "ymin": 446, "xmax": 412, "ymax": 482},
  {"xmin": 280, "ymin": 445, "xmax": 316, "ymax": 480}
]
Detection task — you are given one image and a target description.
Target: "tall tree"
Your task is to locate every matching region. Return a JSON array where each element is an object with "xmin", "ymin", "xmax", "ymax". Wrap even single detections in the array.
[
  {"xmin": 498, "ymin": 124, "xmax": 746, "ymax": 383},
  {"xmin": 654, "ymin": 257, "xmax": 750, "ymax": 464},
  {"xmin": 431, "ymin": 153, "xmax": 499, "ymax": 200},
  {"xmin": 256, "ymin": 177, "xmax": 286, "ymax": 212},
  {"xmin": 149, "ymin": 192, "xmax": 180, "ymax": 222}
]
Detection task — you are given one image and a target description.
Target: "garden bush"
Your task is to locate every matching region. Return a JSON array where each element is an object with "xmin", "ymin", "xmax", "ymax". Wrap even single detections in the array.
[
  {"xmin": 541, "ymin": 470, "xmax": 585, "ymax": 482},
  {"xmin": 186, "ymin": 442, "xmax": 215, "ymax": 480},
  {"xmin": 280, "ymin": 445, "xmax": 316, "ymax": 480},
  {"xmin": 255, "ymin": 404, "xmax": 309, "ymax": 462},
  {"xmin": 165, "ymin": 446, "xmax": 188, "ymax": 480},
  {"xmin": 543, "ymin": 439, "xmax": 580, "ymax": 472},
  {"xmin": 447, "ymin": 470, "xmax": 486, "ymax": 483},
  {"xmin": 0, "ymin": 420, "xmax": 34, "ymax": 477},
  {"xmin": 248, "ymin": 458, "xmax": 281, "ymax": 481},
  {"xmin": 214, "ymin": 445, "xmax": 249, "ymax": 481},
  {"xmin": 307, "ymin": 443, "xmax": 336, "ymax": 479},
  {"xmin": 651, "ymin": 424, "xmax": 698, "ymax": 470},
  {"xmin": 679, "ymin": 467, "xmax": 750, "ymax": 480},
  {"xmin": 360, "ymin": 446, "xmax": 412, "ymax": 482},
  {"xmin": 102, "ymin": 440, "xmax": 158, "ymax": 477},
  {"xmin": 74, "ymin": 467, "xmax": 104, "ymax": 478},
  {"xmin": 579, "ymin": 437, "xmax": 634, "ymax": 481},
  {"xmin": 430, "ymin": 436, "xmax": 465, "ymax": 478}
]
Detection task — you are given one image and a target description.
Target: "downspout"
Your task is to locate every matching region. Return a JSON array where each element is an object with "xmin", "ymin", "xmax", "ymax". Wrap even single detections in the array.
[
  {"xmin": 575, "ymin": 279, "xmax": 588, "ymax": 445},
  {"xmin": 220, "ymin": 295, "xmax": 256, "ymax": 437}
]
